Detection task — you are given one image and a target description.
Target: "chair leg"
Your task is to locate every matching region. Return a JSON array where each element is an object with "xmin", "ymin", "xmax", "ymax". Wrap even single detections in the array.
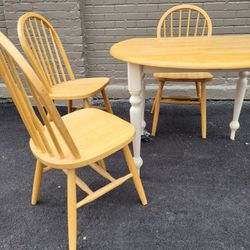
[
  {"xmin": 68, "ymin": 100, "xmax": 73, "ymax": 113},
  {"xmin": 195, "ymin": 81, "xmax": 201, "ymax": 97},
  {"xmin": 151, "ymin": 81, "xmax": 164, "ymax": 136},
  {"xmin": 101, "ymin": 89, "xmax": 113, "ymax": 114},
  {"xmin": 31, "ymin": 160, "xmax": 44, "ymax": 205},
  {"xmin": 151, "ymin": 98, "xmax": 156, "ymax": 113},
  {"xmin": 84, "ymin": 98, "xmax": 90, "ymax": 108},
  {"xmin": 195, "ymin": 81, "xmax": 202, "ymax": 112},
  {"xmin": 151, "ymin": 83, "xmax": 162, "ymax": 114},
  {"xmin": 122, "ymin": 145, "xmax": 147, "ymax": 205},
  {"xmin": 200, "ymin": 82, "xmax": 207, "ymax": 139},
  {"xmin": 98, "ymin": 159, "xmax": 107, "ymax": 170},
  {"xmin": 67, "ymin": 169, "xmax": 77, "ymax": 250}
]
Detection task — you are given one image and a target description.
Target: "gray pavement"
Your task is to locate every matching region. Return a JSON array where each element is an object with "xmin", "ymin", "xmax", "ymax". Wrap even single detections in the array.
[{"xmin": 0, "ymin": 101, "xmax": 249, "ymax": 250}]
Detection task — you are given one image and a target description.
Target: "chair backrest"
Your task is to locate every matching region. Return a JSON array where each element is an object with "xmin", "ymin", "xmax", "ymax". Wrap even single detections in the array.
[
  {"xmin": 0, "ymin": 32, "xmax": 80, "ymax": 160},
  {"xmin": 157, "ymin": 5, "xmax": 212, "ymax": 38},
  {"xmin": 18, "ymin": 12, "xmax": 75, "ymax": 91}
]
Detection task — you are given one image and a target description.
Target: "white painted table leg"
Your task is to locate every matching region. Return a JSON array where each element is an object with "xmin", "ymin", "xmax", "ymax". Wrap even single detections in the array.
[
  {"xmin": 141, "ymin": 73, "xmax": 146, "ymax": 135},
  {"xmin": 230, "ymin": 71, "xmax": 249, "ymax": 140},
  {"xmin": 128, "ymin": 63, "xmax": 143, "ymax": 173}
]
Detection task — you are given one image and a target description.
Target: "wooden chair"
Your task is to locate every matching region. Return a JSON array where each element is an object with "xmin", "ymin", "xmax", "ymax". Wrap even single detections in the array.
[
  {"xmin": 151, "ymin": 5, "xmax": 213, "ymax": 139},
  {"xmin": 18, "ymin": 12, "xmax": 112, "ymax": 114},
  {"xmin": 0, "ymin": 32, "xmax": 147, "ymax": 250}
]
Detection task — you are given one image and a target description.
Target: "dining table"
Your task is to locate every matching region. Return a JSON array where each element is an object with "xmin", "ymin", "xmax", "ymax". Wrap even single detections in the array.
[{"xmin": 110, "ymin": 35, "xmax": 250, "ymax": 172}]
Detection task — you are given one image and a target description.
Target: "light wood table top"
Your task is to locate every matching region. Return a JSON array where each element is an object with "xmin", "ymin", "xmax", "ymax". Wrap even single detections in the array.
[{"xmin": 110, "ymin": 35, "xmax": 250, "ymax": 70}]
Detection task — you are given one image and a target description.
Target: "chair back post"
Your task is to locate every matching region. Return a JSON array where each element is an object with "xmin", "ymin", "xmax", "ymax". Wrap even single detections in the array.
[
  {"xmin": 157, "ymin": 5, "xmax": 212, "ymax": 38},
  {"xmin": 0, "ymin": 32, "xmax": 80, "ymax": 160},
  {"xmin": 17, "ymin": 12, "xmax": 75, "ymax": 92}
]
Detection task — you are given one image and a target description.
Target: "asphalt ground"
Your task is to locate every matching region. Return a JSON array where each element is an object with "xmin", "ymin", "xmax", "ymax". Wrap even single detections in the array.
[{"xmin": 0, "ymin": 101, "xmax": 249, "ymax": 249}]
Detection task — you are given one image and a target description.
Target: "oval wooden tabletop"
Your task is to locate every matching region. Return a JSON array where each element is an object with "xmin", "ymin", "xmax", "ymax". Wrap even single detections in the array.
[{"xmin": 110, "ymin": 35, "xmax": 250, "ymax": 70}]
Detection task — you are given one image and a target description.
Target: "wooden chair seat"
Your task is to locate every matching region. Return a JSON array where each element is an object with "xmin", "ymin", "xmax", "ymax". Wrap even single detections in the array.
[
  {"xmin": 50, "ymin": 77, "xmax": 109, "ymax": 100},
  {"xmin": 30, "ymin": 108, "xmax": 135, "ymax": 169},
  {"xmin": 18, "ymin": 12, "xmax": 112, "ymax": 113},
  {"xmin": 151, "ymin": 5, "xmax": 213, "ymax": 139},
  {"xmin": 0, "ymin": 32, "xmax": 147, "ymax": 250},
  {"xmin": 153, "ymin": 72, "xmax": 213, "ymax": 82}
]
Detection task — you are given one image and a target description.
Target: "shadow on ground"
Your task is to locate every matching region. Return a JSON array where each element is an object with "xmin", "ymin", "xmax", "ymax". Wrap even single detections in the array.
[{"xmin": 0, "ymin": 101, "xmax": 249, "ymax": 249}]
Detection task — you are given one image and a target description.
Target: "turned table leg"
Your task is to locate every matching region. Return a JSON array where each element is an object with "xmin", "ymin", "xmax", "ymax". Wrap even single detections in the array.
[
  {"xmin": 141, "ymin": 73, "xmax": 146, "ymax": 136},
  {"xmin": 128, "ymin": 63, "xmax": 143, "ymax": 173},
  {"xmin": 230, "ymin": 71, "xmax": 249, "ymax": 140}
]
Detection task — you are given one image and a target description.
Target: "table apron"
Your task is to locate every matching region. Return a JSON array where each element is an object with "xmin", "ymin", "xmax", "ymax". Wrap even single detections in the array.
[{"xmin": 143, "ymin": 65, "xmax": 250, "ymax": 74}]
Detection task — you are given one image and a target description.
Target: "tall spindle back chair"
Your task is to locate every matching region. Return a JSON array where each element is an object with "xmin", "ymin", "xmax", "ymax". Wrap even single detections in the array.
[
  {"xmin": 18, "ymin": 12, "xmax": 112, "ymax": 113},
  {"xmin": 152, "ymin": 5, "xmax": 213, "ymax": 139},
  {"xmin": 0, "ymin": 32, "xmax": 147, "ymax": 250}
]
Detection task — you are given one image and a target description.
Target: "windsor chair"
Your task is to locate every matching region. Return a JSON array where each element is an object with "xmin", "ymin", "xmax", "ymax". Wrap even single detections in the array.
[
  {"xmin": 0, "ymin": 32, "xmax": 147, "ymax": 250},
  {"xmin": 18, "ymin": 12, "xmax": 112, "ymax": 114},
  {"xmin": 151, "ymin": 5, "xmax": 213, "ymax": 139}
]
